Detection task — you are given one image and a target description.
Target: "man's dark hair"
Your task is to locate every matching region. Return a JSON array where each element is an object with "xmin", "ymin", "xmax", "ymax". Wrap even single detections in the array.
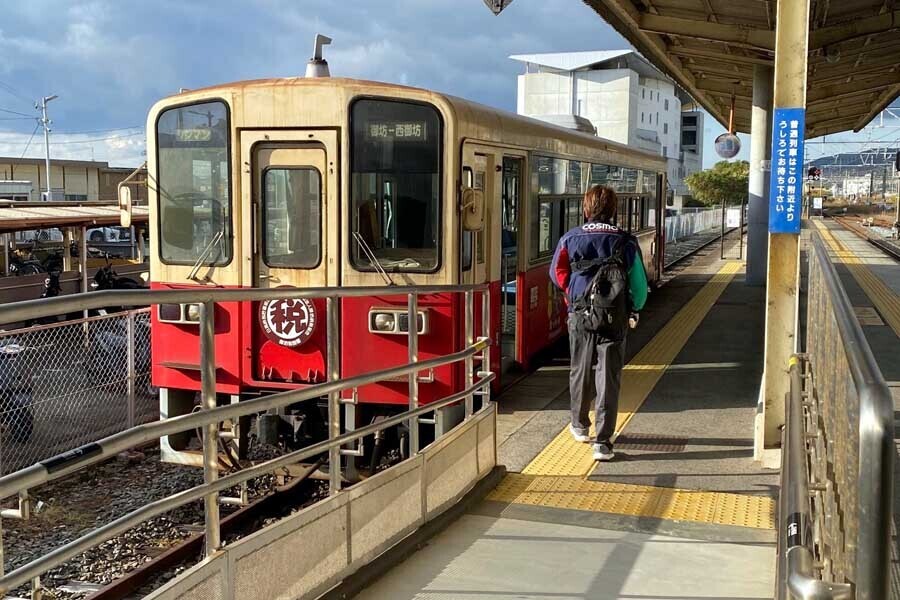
[{"xmin": 583, "ymin": 185, "xmax": 618, "ymax": 223}]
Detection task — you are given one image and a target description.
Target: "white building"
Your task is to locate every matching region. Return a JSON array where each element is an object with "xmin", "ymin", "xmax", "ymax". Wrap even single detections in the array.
[{"xmin": 510, "ymin": 49, "xmax": 703, "ymax": 204}]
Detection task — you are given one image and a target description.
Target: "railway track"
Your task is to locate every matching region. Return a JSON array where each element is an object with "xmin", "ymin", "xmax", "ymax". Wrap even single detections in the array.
[
  {"xmin": 664, "ymin": 225, "xmax": 744, "ymax": 269},
  {"xmin": 833, "ymin": 216, "xmax": 900, "ymax": 262},
  {"xmin": 85, "ymin": 460, "xmax": 327, "ymax": 600}
]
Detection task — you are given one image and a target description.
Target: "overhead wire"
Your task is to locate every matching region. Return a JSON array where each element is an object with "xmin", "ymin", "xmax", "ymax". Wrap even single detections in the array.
[
  {"xmin": 55, "ymin": 126, "xmax": 143, "ymax": 135},
  {"xmin": 0, "ymin": 107, "xmax": 34, "ymax": 118},
  {"xmin": 0, "ymin": 131, "xmax": 145, "ymax": 146},
  {"xmin": 0, "ymin": 80, "xmax": 34, "ymax": 106},
  {"xmin": 18, "ymin": 123, "xmax": 40, "ymax": 159}
]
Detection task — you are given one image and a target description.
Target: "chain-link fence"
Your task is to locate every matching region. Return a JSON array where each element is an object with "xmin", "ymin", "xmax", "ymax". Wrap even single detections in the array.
[{"xmin": 0, "ymin": 309, "xmax": 155, "ymax": 474}]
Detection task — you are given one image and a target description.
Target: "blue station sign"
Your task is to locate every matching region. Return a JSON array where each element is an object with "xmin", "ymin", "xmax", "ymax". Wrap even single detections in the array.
[{"xmin": 769, "ymin": 107, "xmax": 806, "ymax": 234}]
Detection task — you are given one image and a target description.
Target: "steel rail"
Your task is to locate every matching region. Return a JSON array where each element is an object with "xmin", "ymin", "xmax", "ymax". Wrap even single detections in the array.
[
  {"xmin": 784, "ymin": 359, "xmax": 852, "ymax": 600},
  {"xmin": 0, "ymin": 283, "xmax": 489, "ymax": 326},
  {"xmin": 0, "ymin": 336, "xmax": 490, "ymax": 500},
  {"xmin": 0, "ymin": 374, "xmax": 495, "ymax": 594}
]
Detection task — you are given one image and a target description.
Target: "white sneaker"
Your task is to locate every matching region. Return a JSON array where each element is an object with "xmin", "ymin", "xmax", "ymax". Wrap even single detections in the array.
[
  {"xmin": 569, "ymin": 424, "xmax": 590, "ymax": 443},
  {"xmin": 593, "ymin": 443, "xmax": 614, "ymax": 461}
]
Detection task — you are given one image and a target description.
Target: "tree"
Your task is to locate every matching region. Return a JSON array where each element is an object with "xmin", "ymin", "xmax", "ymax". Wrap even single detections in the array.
[{"xmin": 684, "ymin": 160, "xmax": 749, "ymax": 207}]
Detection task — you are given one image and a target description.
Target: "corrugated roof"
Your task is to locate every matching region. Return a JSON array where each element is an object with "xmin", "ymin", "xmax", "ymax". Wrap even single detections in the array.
[
  {"xmin": 0, "ymin": 202, "xmax": 148, "ymax": 234},
  {"xmin": 581, "ymin": 0, "xmax": 900, "ymax": 136}
]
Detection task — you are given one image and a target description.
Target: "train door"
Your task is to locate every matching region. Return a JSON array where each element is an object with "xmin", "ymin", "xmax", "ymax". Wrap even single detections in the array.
[
  {"xmin": 461, "ymin": 145, "xmax": 503, "ymax": 382},
  {"xmin": 240, "ymin": 131, "xmax": 339, "ymax": 385},
  {"xmin": 500, "ymin": 156, "xmax": 523, "ymax": 371}
]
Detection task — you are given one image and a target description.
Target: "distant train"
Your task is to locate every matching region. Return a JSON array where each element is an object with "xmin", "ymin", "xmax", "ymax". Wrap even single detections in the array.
[{"xmin": 143, "ymin": 68, "xmax": 667, "ymax": 470}]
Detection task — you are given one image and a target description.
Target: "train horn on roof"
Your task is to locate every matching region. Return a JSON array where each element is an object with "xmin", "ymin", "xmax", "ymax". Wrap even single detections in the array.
[{"xmin": 305, "ymin": 34, "xmax": 332, "ymax": 78}]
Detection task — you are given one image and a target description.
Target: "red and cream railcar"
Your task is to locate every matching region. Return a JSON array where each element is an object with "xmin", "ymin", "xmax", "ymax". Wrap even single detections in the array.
[{"xmin": 146, "ymin": 75, "xmax": 666, "ymax": 464}]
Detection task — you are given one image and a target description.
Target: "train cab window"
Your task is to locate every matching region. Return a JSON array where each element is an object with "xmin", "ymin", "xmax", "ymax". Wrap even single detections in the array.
[
  {"xmin": 155, "ymin": 100, "xmax": 231, "ymax": 265},
  {"xmin": 262, "ymin": 168, "xmax": 321, "ymax": 268},
  {"xmin": 350, "ymin": 99, "xmax": 442, "ymax": 272}
]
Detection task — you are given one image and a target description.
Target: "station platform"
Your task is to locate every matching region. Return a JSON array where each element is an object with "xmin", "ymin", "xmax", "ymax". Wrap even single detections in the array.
[{"xmin": 356, "ymin": 237, "xmax": 779, "ymax": 599}]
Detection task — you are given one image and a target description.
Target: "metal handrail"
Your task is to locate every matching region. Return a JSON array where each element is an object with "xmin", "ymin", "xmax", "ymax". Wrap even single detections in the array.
[
  {"xmin": 0, "ymin": 373, "xmax": 495, "ymax": 594},
  {"xmin": 0, "ymin": 283, "xmax": 489, "ymax": 326},
  {"xmin": 0, "ymin": 335, "xmax": 490, "ymax": 500},
  {"xmin": 780, "ymin": 233, "xmax": 893, "ymax": 599},
  {"xmin": 812, "ymin": 233, "xmax": 893, "ymax": 598},
  {"xmin": 784, "ymin": 359, "xmax": 851, "ymax": 600},
  {"xmin": 0, "ymin": 281, "xmax": 494, "ymax": 597}
]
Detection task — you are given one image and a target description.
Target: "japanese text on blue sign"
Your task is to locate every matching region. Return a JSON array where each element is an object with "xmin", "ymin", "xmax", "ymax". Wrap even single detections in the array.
[{"xmin": 769, "ymin": 107, "xmax": 805, "ymax": 234}]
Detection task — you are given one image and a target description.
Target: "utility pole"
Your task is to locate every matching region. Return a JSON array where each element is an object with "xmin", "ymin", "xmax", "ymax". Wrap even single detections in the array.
[{"xmin": 37, "ymin": 94, "xmax": 58, "ymax": 201}]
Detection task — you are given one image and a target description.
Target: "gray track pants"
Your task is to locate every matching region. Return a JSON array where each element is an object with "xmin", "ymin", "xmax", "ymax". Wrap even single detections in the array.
[{"xmin": 568, "ymin": 321, "xmax": 626, "ymax": 444}]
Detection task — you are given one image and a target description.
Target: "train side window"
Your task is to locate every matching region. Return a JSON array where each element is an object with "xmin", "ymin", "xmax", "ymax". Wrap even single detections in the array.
[
  {"xmin": 536, "ymin": 200, "xmax": 553, "ymax": 256},
  {"xmin": 475, "ymin": 169, "xmax": 486, "ymax": 264},
  {"xmin": 617, "ymin": 197, "xmax": 628, "ymax": 229},
  {"xmin": 262, "ymin": 167, "xmax": 321, "ymax": 268},
  {"xmin": 566, "ymin": 197, "xmax": 582, "ymax": 230},
  {"xmin": 462, "ymin": 167, "xmax": 474, "ymax": 271}
]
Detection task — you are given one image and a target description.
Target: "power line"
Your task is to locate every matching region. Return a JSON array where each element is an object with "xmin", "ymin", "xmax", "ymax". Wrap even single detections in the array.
[
  {"xmin": 0, "ymin": 131, "xmax": 145, "ymax": 146},
  {"xmin": 54, "ymin": 125, "xmax": 143, "ymax": 135},
  {"xmin": 0, "ymin": 80, "xmax": 35, "ymax": 107},
  {"xmin": 0, "ymin": 116, "xmax": 36, "ymax": 121},
  {"xmin": 0, "ymin": 107, "xmax": 34, "ymax": 118},
  {"xmin": 18, "ymin": 123, "xmax": 40, "ymax": 159}
]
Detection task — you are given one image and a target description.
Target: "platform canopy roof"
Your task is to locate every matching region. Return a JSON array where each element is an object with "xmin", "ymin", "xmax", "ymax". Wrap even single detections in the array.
[
  {"xmin": 580, "ymin": 0, "xmax": 900, "ymax": 137},
  {"xmin": 0, "ymin": 202, "xmax": 148, "ymax": 234}
]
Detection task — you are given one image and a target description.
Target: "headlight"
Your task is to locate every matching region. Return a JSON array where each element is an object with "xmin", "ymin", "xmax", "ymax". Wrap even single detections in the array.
[
  {"xmin": 372, "ymin": 313, "xmax": 396, "ymax": 332},
  {"xmin": 368, "ymin": 309, "xmax": 428, "ymax": 335},
  {"xmin": 185, "ymin": 303, "xmax": 201, "ymax": 322},
  {"xmin": 158, "ymin": 303, "xmax": 182, "ymax": 322}
]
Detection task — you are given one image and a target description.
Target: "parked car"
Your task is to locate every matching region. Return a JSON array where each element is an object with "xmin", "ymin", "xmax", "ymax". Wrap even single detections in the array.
[{"xmin": 87, "ymin": 227, "xmax": 132, "ymax": 243}]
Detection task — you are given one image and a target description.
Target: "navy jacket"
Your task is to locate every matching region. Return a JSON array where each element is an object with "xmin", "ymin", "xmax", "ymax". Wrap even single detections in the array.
[{"xmin": 549, "ymin": 221, "xmax": 648, "ymax": 312}]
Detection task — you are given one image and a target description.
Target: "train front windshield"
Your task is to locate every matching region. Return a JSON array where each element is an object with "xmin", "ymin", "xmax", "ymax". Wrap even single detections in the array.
[
  {"xmin": 350, "ymin": 99, "xmax": 442, "ymax": 272},
  {"xmin": 155, "ymin": 101, "xmax": 231, "ymax": 266}
]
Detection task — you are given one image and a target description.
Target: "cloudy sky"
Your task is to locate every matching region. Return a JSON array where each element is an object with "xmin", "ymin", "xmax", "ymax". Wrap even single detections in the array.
[{"xmin": 0, "ymin": 1, "xmax": 892, "ymax": 168}]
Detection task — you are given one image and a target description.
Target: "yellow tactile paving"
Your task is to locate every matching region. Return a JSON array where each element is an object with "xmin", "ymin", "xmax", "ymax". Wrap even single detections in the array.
[
  {"xmin": 487, "ymin": 260, "xmax": 779, "ymax": 530},
  {"xmin": 488, "ymin": 473, "xmax": 775, "ymax": 530},
  {"xmin": 814, "ymin": 220, "xmax": 900, "ymax": 337},
  {"xmin": 522, "ymin": 261, "xmax": 742, "ymax": 478}
]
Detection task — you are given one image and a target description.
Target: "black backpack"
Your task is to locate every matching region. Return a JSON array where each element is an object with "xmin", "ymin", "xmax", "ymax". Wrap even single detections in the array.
[{"xmin": 568, "ymin": 236, "xmax": 629, "ymax": 340}]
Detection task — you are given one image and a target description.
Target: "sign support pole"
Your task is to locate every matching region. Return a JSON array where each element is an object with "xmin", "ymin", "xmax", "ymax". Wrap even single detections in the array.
[{"xmin": 755, "ymin": 0, "xmax": 810, "ymax": 462}]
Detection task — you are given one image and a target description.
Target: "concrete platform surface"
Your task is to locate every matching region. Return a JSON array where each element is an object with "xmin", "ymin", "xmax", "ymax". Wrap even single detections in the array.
[{"xmin": 356, "ymin": 514, "xmax": 775, "ymax": 600}]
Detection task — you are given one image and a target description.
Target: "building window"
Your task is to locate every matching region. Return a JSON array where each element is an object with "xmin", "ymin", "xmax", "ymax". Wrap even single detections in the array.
[
  {"xmin": 641, "ymin": 112, "xmax": 644, "ymax": 123},
  {"xmin": 683, "ymin": 115, "xmax": 697, "ymax": 127},
  {"xmin": 682, "ymin": 130, "xmax": 697, "ymax": 146},
  {"xmin": 656, "ymin": 112, "xmax": 659, "ymax": 124},
  {"xmin": 65, "ymin": 194, "xmax": 87, "ymax": 201},
  {"xmin": 642, "ymin": 88, "xmax": 645, "ymax": 99},
  {"xmin": 663, "ymin": 123, "xmax": 668, "ymax": 134},
  {"xmin": 665, "ymin": 99, "xmax": 669, "ymax": 110},
  {"xmin": 663, "ymin": 146, "xmax": 667, "ymax": 157}
]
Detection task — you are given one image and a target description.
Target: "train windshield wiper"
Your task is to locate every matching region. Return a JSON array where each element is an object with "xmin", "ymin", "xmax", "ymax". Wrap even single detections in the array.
[
  {"xmin": 353, "ymin": 232, "xmax": 395, "ymax": 286},
  {"xmin": 188, "ymin": 230, "xmax": 224, "ymax": 282}
]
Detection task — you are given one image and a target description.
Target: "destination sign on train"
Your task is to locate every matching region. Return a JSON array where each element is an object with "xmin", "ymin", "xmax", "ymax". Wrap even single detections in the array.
[
  {"xmin": 365, "ymin": 122, "xmax": 427, "ymax": 141},
  {"xmin": 175, "ymin": 127, "xmax": 213, "ymax": 142}
]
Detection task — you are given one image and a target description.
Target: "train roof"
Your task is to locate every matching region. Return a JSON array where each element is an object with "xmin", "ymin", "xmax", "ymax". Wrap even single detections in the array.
[{"xmin": 161, "ymin": 76, "xmax": 667, "ymax": 169}]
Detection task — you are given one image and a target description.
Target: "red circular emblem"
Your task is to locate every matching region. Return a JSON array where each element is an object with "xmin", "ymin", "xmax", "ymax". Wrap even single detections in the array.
[{"xmin": 260, "ymin": 298, "xmax": 317, "ymax": 347}]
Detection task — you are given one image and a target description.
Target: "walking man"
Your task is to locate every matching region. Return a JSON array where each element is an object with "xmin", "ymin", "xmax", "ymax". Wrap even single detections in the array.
[{"xmin": 550, "ymin": 185, "xmax": 647, "ymax": 461}]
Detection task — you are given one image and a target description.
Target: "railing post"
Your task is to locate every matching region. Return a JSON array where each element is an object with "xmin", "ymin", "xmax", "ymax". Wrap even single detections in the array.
[
  {"xmin": 199, "ymin": 301, "xmax": 220, "ymax": 556},
  {"xmin": 326, "ymin": 296, "xmax": 341, "ymax": 495},
  {"xmin": 481, "ymin": 290, "xmax": 491, "ymax": 397},
  {"xmin": 126, "ymin": 311, "xmax": 136, "ymax": 429},
  {"xmin": 407, "ymin": 293, "xmax": 419, "ymax": 455},
  {"xmin": 464, "ymin": 290, "xmax": 474, "ymax": 419}
]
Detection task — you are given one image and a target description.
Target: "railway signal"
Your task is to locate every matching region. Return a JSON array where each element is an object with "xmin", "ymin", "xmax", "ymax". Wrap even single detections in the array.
[{"xmin": 807, "ymin": 166, "xmax": 821, "ymax": 181}]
